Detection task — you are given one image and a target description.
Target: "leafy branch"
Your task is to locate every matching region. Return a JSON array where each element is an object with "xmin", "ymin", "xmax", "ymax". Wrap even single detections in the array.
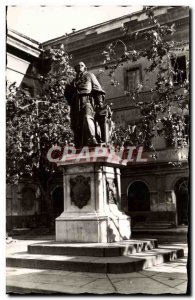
[{"xmin": 102, "ymin": 6, "xmax": 189, "ymax": 153}]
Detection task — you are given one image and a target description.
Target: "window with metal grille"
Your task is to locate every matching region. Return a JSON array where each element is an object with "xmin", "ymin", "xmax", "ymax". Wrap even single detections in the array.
[{"xmin": 125, "ymin": 67, "xmax": 142, "ymax": 93}]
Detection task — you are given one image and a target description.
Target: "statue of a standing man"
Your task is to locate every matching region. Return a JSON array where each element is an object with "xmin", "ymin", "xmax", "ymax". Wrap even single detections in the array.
[{"xmin": 64, "ymin": 62, "xmax": 106, "ymax": 148}]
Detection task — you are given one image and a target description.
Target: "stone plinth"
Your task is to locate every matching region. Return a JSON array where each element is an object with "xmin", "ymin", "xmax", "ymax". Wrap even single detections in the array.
[{"xmin": 56, "ymin": 151, "xmax": 131, "ymax": 243}]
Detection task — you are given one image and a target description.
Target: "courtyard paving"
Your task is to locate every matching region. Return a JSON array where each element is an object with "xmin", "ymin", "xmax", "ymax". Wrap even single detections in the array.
[{"xmin": 6, "ymin": 236, "xmax": 189, "ymax": 295}]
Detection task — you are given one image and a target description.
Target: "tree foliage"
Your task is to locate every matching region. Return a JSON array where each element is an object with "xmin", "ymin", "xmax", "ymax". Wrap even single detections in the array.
[
  {"xmin": 102, "ymin": 6, "xmax": 189, "ymax": 152},
  {"xmin": 6, "ymin": 45, "xmax": 74, "ymax": 186}
]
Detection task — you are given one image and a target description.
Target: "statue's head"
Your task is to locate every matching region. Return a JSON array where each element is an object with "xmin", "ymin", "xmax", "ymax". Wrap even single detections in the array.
[{"xmin": 74, "ymin": 62, "xmax": 87, "ymax": 73}]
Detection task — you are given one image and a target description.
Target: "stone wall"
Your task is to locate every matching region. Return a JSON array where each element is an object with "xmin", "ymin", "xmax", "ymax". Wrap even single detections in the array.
[
  {"xmin": 6, "ymin": 183, "xmax": 41, "ymax": 230},
  {"xmin": 121, "ymin": 161, "xmax": 189, "ymax": 225}
]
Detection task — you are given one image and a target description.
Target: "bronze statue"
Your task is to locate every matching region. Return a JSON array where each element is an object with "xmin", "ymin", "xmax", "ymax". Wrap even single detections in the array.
[{"xmin": 65, "ymin": 62, "xmax": 112, "ymax": 148}]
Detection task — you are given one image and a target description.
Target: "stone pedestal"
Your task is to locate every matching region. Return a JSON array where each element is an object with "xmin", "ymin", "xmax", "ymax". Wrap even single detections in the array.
[{"xmin": 56, "ymin": 153, "xmax": 131, "ymax": 243}]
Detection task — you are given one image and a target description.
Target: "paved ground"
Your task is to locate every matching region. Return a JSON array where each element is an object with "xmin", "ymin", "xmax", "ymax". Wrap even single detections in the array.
[{"xmin": 6, "ymin": 236, "xmax": 189, "ymax": 295}]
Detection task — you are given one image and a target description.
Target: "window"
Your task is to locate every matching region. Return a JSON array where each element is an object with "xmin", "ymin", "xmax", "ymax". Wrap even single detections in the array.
[
  {"xmin": 171, "ymin": 55, "xmax": 187, "ymax": 84},
  {"xmin": 125, "ymin": 66, "xmax": 142, "ymax": 93}
]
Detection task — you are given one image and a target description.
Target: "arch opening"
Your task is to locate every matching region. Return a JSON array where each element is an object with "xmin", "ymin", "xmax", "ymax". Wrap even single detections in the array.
[
  {"xmin": 128, "ymin": 181, "xmax": 150, "ymax": 212},
  {"xmin": 174, "ymin": 178, "xmax": 189, "ymax": 226},
  {"xmin": 52, "ymin": 186, "xmax": 64, "ymax": 218}
]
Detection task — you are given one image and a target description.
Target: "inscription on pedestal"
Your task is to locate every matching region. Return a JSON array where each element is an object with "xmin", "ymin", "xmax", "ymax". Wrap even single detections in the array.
[{"xmin": 70, "ymin": 175, "xmax": 91, "ymax": 209}]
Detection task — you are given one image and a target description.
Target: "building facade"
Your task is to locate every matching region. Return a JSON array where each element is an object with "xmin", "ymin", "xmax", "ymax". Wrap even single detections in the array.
[{"xmin": 6, "ymin": 6, "xmax": 189, "ymax": 230}]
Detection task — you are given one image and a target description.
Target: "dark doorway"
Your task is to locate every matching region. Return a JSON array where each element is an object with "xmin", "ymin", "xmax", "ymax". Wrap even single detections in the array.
[
  {"xmin": 52, "ymin": 186, "xmax": 64, "ymax": 218},
  {"xmin": 174, "ymin": 178, "xmax": 189, "ymax": 225},
  {"xmin": 21, "ymin": 188, "xmax": 36, "ymax": 214},
  {"xmin": 128, "ymin": 181, "xmax": 150, "ymax": 212}
]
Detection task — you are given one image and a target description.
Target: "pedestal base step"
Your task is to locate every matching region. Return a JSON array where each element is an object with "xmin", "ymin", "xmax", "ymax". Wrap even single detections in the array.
[
  {"xmin": 7, "ymin": 245, "xmax": 184, "ymax": 274},
  {"xmin": 28, "ymin": 239, "xmax": 158, "ymax": 257}
]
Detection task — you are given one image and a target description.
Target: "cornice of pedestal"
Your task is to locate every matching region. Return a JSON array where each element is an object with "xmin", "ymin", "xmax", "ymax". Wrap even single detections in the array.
[{"xmin": 57, "ymin": 151, "xmax": 127, "ymax": 168}]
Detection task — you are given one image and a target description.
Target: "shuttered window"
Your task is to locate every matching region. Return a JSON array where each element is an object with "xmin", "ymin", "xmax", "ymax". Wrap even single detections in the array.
[{"xmin": 125, "ymin": 67, "xmax": 141, "ymax": 92}]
